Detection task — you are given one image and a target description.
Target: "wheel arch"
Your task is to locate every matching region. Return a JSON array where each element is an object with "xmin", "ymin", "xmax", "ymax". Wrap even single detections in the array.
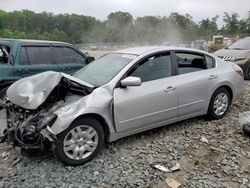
[
  {"xmin": 207, "ymin": 84, "xmax": 233, "ymax": 113},
  {"xmin": 213, "ymin": 85, "xmax": 233, "ymax": 102},
  {"xmin": 71, "ymin": 113, "xmax": 110, "ymax": 142},
  {"xmin": 242, "ymin": 59, "xmax": 250, "ymax": 79}
]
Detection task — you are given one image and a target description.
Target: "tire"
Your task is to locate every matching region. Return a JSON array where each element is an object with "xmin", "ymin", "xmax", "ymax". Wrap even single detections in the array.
[
  {"xmin": 53, "ymin": 117, "xmax": 105, "ymax": 166},
  {"xmin": 242, "ymin": 124, "xmax": 250, "ymax": 136},
  {"xmin": 206, "ymin": 87, "xmax": 231, "ymax": 120},
  {"xmin": 244, "ymin": 64, "xmax": 250, "ymax": 80}
]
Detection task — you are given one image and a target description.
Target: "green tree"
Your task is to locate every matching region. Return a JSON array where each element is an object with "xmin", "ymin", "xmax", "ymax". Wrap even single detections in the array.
[
  {"xmin": 199, "ymin": 15, "xmax": 218, "ymax": 37},
  {"xmin": 223, "ymin": 12, "xmax": 240, "ymax": 34},
  {"xmin": 106, "ymin": 11, "xmax": 134, "ymax": 42}
]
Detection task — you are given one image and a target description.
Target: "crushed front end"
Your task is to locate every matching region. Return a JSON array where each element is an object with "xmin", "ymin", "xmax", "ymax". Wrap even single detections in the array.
[
  {"xmin": 0, "ymin": 99, "xmax": 62, "ymax": 150},
  {"xmin": 0, "ymin": 71, "xmax": 94, "ymax": 151}
]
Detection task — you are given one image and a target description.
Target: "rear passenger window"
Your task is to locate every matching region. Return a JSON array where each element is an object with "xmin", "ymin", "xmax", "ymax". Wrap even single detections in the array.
[
  {"xmin": 20, "ymin": 46, "xmax": 53, "ymax": 65},
  {"xmin": 176, "ymin": 52, "xmax": 207, "ymax": 74},
  {"xmin": 53, "ymin": 47, "xmax": 86, "ymax": 64},
  {"xmin": 129, "ymin": 53, "xmax": 172, "ymax": 82},
  {"xmin": 205, "ymin": 55, "xmax": 215, "ymax": 69}
]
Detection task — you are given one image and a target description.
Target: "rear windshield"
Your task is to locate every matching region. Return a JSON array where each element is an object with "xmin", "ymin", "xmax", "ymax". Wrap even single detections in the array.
[{"xmin": 215, "ymin": 38, "xmax": 223, "ymax": 44}]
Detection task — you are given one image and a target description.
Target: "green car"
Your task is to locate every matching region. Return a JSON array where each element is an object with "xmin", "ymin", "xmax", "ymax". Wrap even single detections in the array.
[{"xmin": 0, "ymin": 38, "xmax": 94, "ymax": 98}]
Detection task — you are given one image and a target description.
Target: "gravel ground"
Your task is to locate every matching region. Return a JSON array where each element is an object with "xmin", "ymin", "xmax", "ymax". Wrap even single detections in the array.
[{"xmin": 0, "ymin": 82, "xmax": 250, "ymax": 188}]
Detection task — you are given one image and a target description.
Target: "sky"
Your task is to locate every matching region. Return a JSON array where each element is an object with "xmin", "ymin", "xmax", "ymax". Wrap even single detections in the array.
[{"xmin": 0, "ymin": 0, "xmax": 250, "ymax": 27}]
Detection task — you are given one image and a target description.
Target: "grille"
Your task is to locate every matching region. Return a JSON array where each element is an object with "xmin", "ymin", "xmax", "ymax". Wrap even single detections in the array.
[{"xmin": 218, "ymin": 56, "xmax": 234, "ymax": 61}]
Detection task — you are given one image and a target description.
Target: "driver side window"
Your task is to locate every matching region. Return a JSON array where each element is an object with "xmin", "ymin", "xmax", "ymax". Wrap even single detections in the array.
[{"xmin": 129, "ymin": 53, "xmax": 172, "ymax": 82}]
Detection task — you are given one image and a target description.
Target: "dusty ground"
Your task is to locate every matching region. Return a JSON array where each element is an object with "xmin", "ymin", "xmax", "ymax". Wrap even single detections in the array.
[{"xmin": 0, "ymin": 82, "xmax": 250, "ymax": 188}]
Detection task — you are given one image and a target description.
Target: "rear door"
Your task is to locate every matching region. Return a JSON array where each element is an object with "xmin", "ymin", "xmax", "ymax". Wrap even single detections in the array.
[
  {"xmin": 173, "ymin": 50, "xmax": 218, "ymax": 118},
  {"xmin": 52, "ymin": 46, "xmax": 87, "ymax": 74},
  {"xmin": 113, "ymin": 52, "xmax": 178, "ymax": 133},
  {"xmin": 15, "ymin": 45, "xmax": 58, "ymax": 79}
]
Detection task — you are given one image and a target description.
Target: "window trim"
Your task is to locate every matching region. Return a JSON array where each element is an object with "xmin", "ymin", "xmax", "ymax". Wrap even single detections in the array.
[
  {"xmin": 52, "ymin": 45, "xmax": 87, "ymax": 65},
  {"xmin": 116, "ymin": 50, "xmax": 174, "ymax": 88},
  {"xmin": 173, "ymin": 50, "xmax": 216, "ymax": 75},
  {"xmin": 19, "ymin": 45, "xmax": 56, "ymax": 65}
]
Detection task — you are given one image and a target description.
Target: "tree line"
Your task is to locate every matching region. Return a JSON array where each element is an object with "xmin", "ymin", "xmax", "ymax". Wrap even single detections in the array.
[{"xmin": 0, "ymin": 9, "xmax": 249, "ymax": 44}]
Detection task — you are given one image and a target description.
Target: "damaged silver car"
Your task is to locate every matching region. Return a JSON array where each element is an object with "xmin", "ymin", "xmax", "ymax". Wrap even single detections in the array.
[{"xmin": 0, "ymin": 46, "xmax": 244, "ymax": 166}]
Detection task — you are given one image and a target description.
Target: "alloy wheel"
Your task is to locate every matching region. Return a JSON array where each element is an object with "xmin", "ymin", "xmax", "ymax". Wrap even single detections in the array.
[
  {"xmin": 213, "ymin": 92, "xmax": 229, "ymax": 116},
  {"xmin": 63, "ymin": 125, "xmax": 98, "ymax": 160}
]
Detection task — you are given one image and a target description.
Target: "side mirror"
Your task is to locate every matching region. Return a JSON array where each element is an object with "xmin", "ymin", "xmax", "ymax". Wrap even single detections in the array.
[
  {"xmin": 86, "ymin": 56, "xmax": 95, "ymax": 64},
  {"xmin": 120, "ymin": 76, "xmax": 142, "ymax": 87}
]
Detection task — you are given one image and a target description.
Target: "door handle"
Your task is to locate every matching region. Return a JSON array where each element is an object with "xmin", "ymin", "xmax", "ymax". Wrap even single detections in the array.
[
  {"xmin": 164, "ymin": 86, "xmax": 176, "ymax": 93},
  {"xmin": 209, "ymin": 75, "xmax": 217, "ymax": 80}
]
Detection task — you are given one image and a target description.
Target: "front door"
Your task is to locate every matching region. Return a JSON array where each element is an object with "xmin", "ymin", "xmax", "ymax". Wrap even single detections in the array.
[
  {"xmin": 52, "ymin": 46, "xmax": 87, "ymax": 74},
  {"xmin": 113, "ymin": 52, "xmax": 178, "ymax": 133}
]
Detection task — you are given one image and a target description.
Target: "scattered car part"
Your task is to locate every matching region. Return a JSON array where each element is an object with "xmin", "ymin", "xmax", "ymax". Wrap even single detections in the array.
[
  {"xmin": 239, "ymin": 111, "xmax": 250, "ymax": 136},
  {"xmin": 0, "ymin": 46, "xmax": 244, "ymax": 166},
  {"xmin": 165, "ymin": 177, "xmax": 182, "ymax": 188},
  {"xmin": 170, "ymin": 162, "xmax": 181, "ymax": 172},
  {"xmin": 200, "ymin": 136, "xmax": 209, "ymax": 144},
  {"xmin": 153, "ymin": 164, "xmax": 170, "ymax": 172}
]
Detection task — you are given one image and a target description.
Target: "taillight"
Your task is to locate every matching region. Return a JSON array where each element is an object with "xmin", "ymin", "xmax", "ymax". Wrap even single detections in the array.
[{"xmin": 232, "ymin": 64, "xmax": 244, "ymax": 77}]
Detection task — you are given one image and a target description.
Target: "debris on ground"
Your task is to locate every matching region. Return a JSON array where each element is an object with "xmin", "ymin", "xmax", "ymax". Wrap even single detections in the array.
[
  {"xmin": 239, "ymin": 111, "xmax": 250, "ymax": 136},
  {"xmin": 153, "ymin": 164, "xmax": 170, "ymax": 172},
  {"xmin": 166, "ymin": 177, "xmax": 182, "ymax": 188},
  {"xmin": 200, "ymin": 135, "xmax": 209, "ymax": 144},
  {"xmin": 170, "ymin": 162, "xmax": 181, "ymax": 172}
]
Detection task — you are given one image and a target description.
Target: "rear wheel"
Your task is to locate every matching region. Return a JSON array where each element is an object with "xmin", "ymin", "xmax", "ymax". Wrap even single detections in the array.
[
  {"xmin": 207, "ymin": 88, "xmax": 231, "ymax": 120},
  {"xmin": 53, "ymin": 117, "xmax": 105, "ymax": 166}
]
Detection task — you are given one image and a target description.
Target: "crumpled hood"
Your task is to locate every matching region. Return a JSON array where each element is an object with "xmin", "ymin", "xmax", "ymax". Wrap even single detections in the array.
[{"xmin": 6, "ymin": 71, "xmax": 93, "ymax": 110}]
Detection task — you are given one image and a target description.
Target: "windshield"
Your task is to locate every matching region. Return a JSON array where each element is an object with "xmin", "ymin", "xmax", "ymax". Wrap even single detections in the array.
[
  {"xmin": 73, "ymin": 53, "xmax": 137, "ymax": 86},
  {"xmin": 214, "ymin": 37, "xmax": 223, "ymax": 44},
  {"xmin": 227, "ymin": 38, "xmax": 250, "ymax": 50}
]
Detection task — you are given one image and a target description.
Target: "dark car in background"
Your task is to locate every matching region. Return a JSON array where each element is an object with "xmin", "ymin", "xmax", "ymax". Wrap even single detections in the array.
[
  {"xmin": 0, "ymin": 38, "xmax": 94, "ymax": 98},
  {"xmin": 215, "ymin": 37, "xmax": 250, "ymax": 79}
]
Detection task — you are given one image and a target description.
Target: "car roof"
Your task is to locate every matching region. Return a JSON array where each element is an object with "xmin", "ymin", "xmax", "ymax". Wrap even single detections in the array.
[
  {"xmin": 0, "ymin": 38, "xmax": 70, "ymax": 45},
  {"xmin": 114, "ymin": 46, "xmax": 208, "ymax": 56}
]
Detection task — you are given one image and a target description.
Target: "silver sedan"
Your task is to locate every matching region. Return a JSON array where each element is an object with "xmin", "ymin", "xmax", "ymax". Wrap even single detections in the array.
[{"xmin": 2, "ymin": 46, "xmax": 244, "ymax": 165}]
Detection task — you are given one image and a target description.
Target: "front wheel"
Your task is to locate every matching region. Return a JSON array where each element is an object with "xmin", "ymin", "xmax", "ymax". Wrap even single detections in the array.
[
  {"xmin": 207, "ymin": 88, "xmax": 231, "ymax": 120},
  {"xmin": 53, "ymin": 118, "xmax": 105, "ymax": 166}
]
